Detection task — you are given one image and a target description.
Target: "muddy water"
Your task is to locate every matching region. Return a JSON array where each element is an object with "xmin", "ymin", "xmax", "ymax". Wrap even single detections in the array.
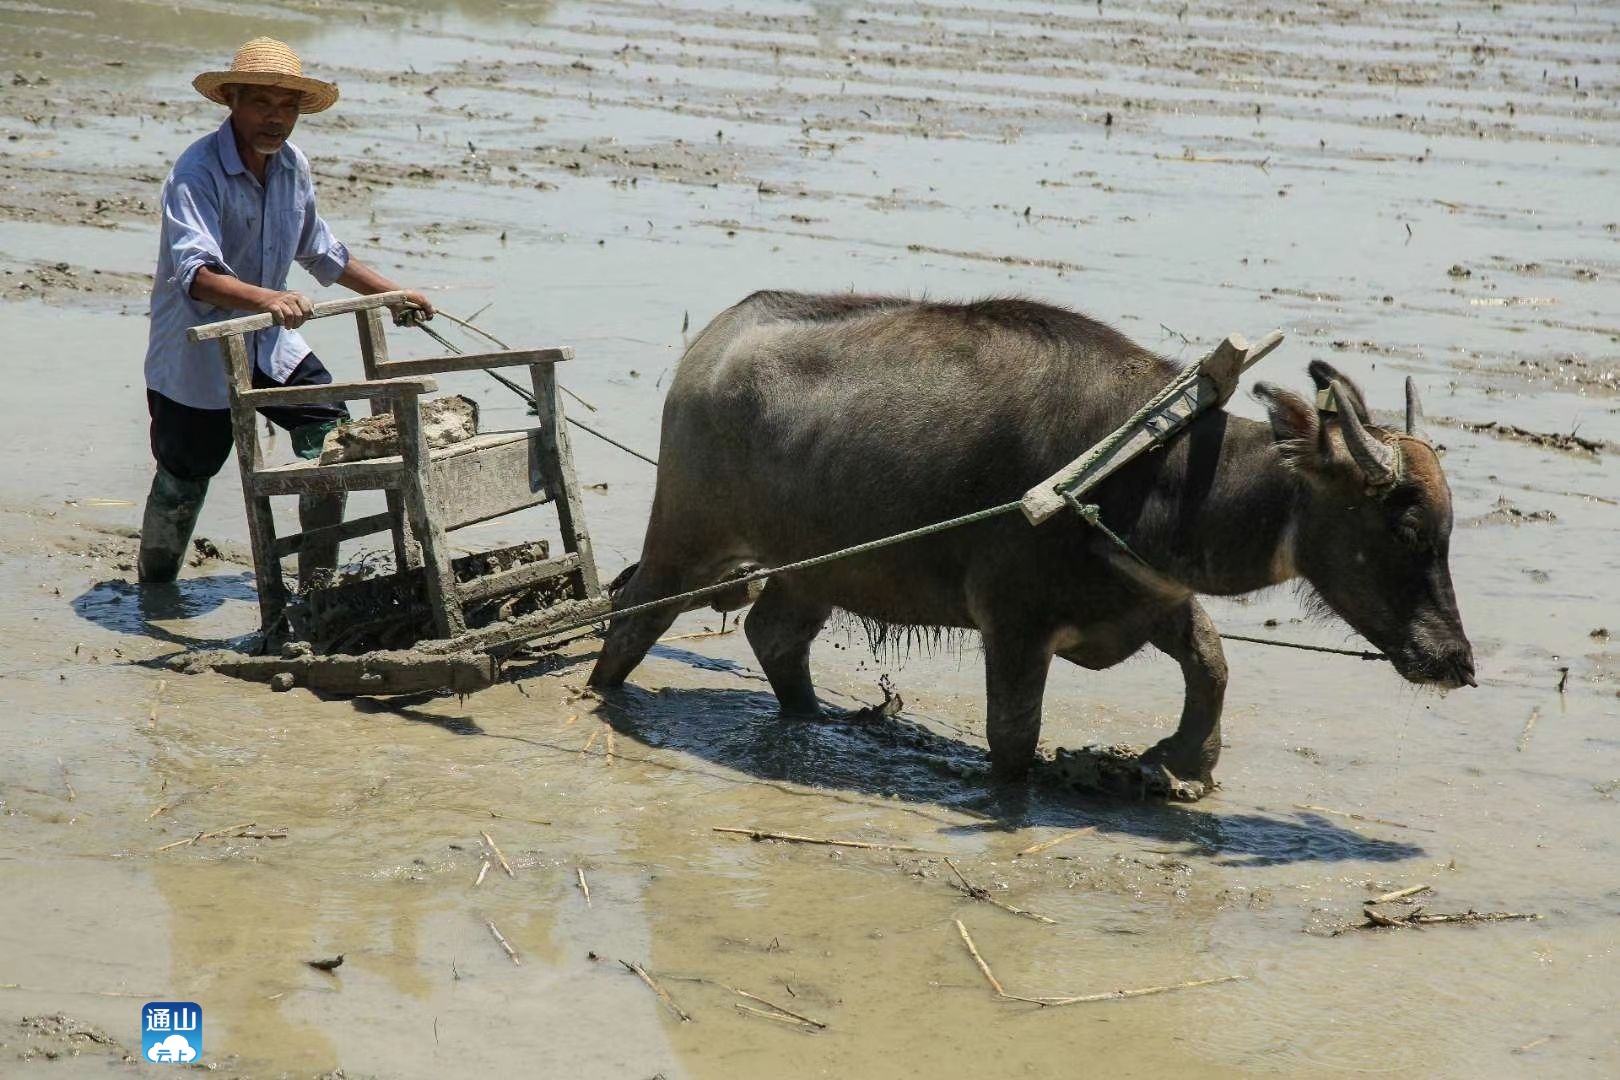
[{"xmin": 2, "ymin": 0, "xmax": 1618, "ymax": 1076}]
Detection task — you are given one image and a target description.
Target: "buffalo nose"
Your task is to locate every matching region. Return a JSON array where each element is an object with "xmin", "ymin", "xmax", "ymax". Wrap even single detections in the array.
[{"xmin": 1450, "ymin": 649, "xmax": 1477, "ymax": 688}]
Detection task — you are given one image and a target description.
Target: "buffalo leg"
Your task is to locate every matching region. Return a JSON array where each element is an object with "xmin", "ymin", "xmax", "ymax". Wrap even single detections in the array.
[
  {"xmin": 982, "ymin": 626, "xmax": 1053, "ymax": 781},
  {"xmin": 743, "ymin": 581, "xmax": 831, "ymax": 715},
  {"xmin": 1141, "ymin": 599, "xmax": 1227, "ymax": 785},
  {"xmin": 587, "ymin": 562, "xmax": 686, "ymax": 688}
]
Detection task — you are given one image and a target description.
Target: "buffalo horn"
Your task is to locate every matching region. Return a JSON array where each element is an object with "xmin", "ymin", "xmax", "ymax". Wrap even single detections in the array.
[
  {"xmin": 1334, "ymin": 380, "xmax": 1397, "ymax": 485},
  {"xmin": 1404, "ymin": 376, "xmax": 1426, "ymax": 437}
]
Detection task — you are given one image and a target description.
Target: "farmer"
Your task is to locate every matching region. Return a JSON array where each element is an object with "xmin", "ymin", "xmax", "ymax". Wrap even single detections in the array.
[{"xmin": 139, "ymin": 37, "xmax": 434, "ymax": 586}]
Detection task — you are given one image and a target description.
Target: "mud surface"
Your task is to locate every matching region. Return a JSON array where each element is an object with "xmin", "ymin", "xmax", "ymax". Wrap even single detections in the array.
[{"xmin": 2, "ymin": 1, "xmax": 1618, "ymax": 1077}]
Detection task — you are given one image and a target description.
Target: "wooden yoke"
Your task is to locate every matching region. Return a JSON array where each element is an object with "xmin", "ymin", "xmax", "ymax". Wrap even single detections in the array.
[{"xmin": 1020, "ymin": 330, "xmax": 1284, "ymax": 525}]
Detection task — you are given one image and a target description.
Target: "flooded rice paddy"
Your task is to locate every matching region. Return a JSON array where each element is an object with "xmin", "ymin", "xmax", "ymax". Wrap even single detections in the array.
[{"xmin": 0, "ymin": 0, "xmax": 1616, "ymax": 1076}]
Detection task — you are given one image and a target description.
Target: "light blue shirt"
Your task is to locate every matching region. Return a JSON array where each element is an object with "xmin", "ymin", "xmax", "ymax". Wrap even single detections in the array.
[{"xmin": 144, "ymin": 119, "xmax": 350, "ymax": 410}]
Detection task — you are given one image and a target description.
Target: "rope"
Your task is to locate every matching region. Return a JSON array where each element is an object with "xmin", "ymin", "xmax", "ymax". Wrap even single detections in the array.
[
  {"xmin": 411, "ymin": 320, "xmax": 660, "ymax": 467},
  {"xmin": 481, "ymin": 500, "xmax": 1026, "ymax": 650},
  {"xmin": 1216, "ymin": 633, "xmax": 1387, "ymax": 662}
]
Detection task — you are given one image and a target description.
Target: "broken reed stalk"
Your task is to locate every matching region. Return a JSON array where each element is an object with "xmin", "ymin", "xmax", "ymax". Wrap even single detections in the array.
[
  {"xmin": 713, "ymin": 826, "xmax": 926, "ymax": 853},
  {"xmin": 943, "ymin": 858, "xmax": 1056, "ymax": 924},
  {"xmin": 148, "ymin": 679, "xmax": 165, "ymax": 729},
  {"xmin": 473, "ymin": 860, "xmax": 490, "ymax": 888},
  {"xmin": 146, "ymin": 804, "xmax": 169, "ymax": 820},
  {"xmin": 580, "ymin": 730, "xmax": 600, "ymax": 756},
  {"xmin": 481, "ymin": 830, "xmax": 516, "ymax": 878},
  {"xmin": 1015, "ymin": 826, "xmax": 1096, "ymax": 858},
  {"xmin": 621, "ymin": 960, "xmax": 691, "ymax": 1022},
  {"xmin": 155, "ymin": 821, "xmax": 256, "ymax": 852},
  {"xmin": 657, "ymin": 628, "xmax": 737, "ymax": 644},
  {"xmin": 1518, "ymin": 707, "xmax": 1540, "ymax": 752},
  {"xmin": 730, "ymin": 987, "xmax": 826, "ymax": 1029},
  {"xmin": 663, "ymin": 976, "xmax": 828, "ymax": 1029},
  {"xmin": 1371, "ymin": 884, "xmax": 1431, "ymax": 904},
  {"xmin": 955, "ymin": 920, "xmax": 1008, "ymax": 997},
  {"xmin": 955, "ymin": 919, "xmax": 1245, "ymax": 1008},
  {"xmin": 57, "ymin": 757, "xmax": 76, "ymax": 802},
  {"xmin": 576, "ymin": 867, "xmax": 592, "ymax": 907},
  {"xmin": 735, "ymin": 1003, "xmax": 819, "ymax": 1030},
  {"xmin": 605, "ymin": 729, "xmax": 616, "ymax": 764},
  {"xmin": 486, "ymin": 920, "xmax": 520, "ymax": 964},
  {"xmin": 1358, "ymin": 907, "xmax": 1541, "ymax": 931},
  {"xmin": 1033, "ymin": 975, "xmax": 1248, "ymax": 1006}
]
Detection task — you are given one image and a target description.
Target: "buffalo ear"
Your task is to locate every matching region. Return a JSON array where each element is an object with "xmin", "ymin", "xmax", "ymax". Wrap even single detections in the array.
[
  {"xmin": 1252, "ymin": 382, "xmax": 1319, "ymax": 450},
  {"xmin": 1307, "ymin": 360, "xmax": 1372, "ymax": 422}
]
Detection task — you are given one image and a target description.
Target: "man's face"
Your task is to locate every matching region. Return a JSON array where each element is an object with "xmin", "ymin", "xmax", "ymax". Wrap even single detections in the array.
[{"xmin": 228, "ymin": 85, "xmax": 301, "ymax": 156}]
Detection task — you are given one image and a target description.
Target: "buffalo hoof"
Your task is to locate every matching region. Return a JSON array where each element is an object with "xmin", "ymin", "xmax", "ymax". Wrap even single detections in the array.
[{"xmin": 1140, "ymin": 737, "xmax": 1217, "ymax": 791}]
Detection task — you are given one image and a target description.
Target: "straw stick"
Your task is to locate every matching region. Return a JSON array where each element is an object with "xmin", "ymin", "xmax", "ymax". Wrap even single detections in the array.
[
  {"xmin": 581, "ymin": 730, "xmax": 599, "ymax": 756},
  {"xmin": 1371, "ymin": 884, "xmax": 1431, "ymax": 904},
  {"xmin": 1294, "ymin": 804, "xmax": 1421, "ymax": 831},
  {"xmin": 473, "ymin": 860, "xmax": 490, "ymax": 888},
  {"xmin": 156, "ymin": 821, "xmax": 255, "ymax": 851},
  {"xmin": 954, "ymin": 920, "xmax": 1244, "ymax": 1007},
  {"xmin": 605, "ymin": 730, "xmax": 616, "ymax": 765},
  {"xmin": 57, "ymin": 757, "xmax": 76, "ymax": 802},
  {"xmin": 955, "ymin": 920, "xmax": 1007, "ymax": 997},
  {"xmin": 481, "ymin": 830, "xmax": 516, "ymax": 878},
  {"xmin": 730, "ymin": 987, "xmax": 826, "ymax": 1029},
  {"xmin": 1356, "ymin": 907, "xmax": 1541, "ymax": 930},
  {"xmin": 576, "ymin": 867, "xmax": 592, "ymax": 907},
  {"xmin": 735, "ymin": 1003, "xmax": 819, "ymax": 1030},
  {"xmin": 944, "ymin": 858, "xmax": 1056, "ymax": 924},
  {"xmin": 1015, "ymin": 826, "xmax": 1095, "ymax": 857},
  {"xmin": 1033, "ymin": 975, "xmax": 1247, "ymax": 1006},
  {"xmin": 713, "ymin": 827, "xmax": 925, "ymax": 853},
  {"xmin": 1517, "ymin": 708, "xmax": 1540, "ymax": 752},
  {"xmin": 486, "ymin": 920, "xmax": 520, "ymax": 964},
  {"xmin": 148, "ymin": 679, "xmax": 165, "ymax": 729},
  {"xmin": 620, "ymin": 960, "xmax": 691, "ymax": 1022}
]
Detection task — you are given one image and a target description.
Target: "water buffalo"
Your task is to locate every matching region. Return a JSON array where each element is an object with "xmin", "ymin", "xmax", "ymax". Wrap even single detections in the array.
[{"xmin": 589, "ymin": 291, "xmax": 1474, "ymax": 787}]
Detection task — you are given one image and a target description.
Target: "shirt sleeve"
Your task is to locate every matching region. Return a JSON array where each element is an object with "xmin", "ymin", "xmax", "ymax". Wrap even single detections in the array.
[
  {"xmin": 294, "ymin": 181, "xmax": 350, "ymax": 287},
  {"xmin": 162, "ymin": 171, "xmax": 234, "ymax": 296}
]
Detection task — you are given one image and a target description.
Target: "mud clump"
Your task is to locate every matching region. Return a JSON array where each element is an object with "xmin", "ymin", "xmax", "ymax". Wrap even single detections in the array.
[
  {"xmin": 288, "ymin": 539, "xmax": 562, "ymax": 653},
  {"xmin": 1467, "ymin": 496, "xmax": 1557, "ymax": 527},
  {"xmin": 319, "ymin": 394, "xmax": 479, "ymax": 464},
  {"xmin": 1447, "ymin": 418, "xmax": 1608, "ymax": 458},
  {"xmin": 7, "ymin": 1013, "xmax": 130, "ymax": 1066},
  {"xmin": 1036, "ymin": 745, "xmax": 1207, "ymax": 802}
]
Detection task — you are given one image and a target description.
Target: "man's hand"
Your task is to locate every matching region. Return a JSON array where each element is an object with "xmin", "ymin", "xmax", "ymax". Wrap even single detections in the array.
[
  {"xmin": 258, "ymin": 289, "xmax": 316, "ymax": 329},
  {"xmin": 390, "ymin": 289, "xmax": 435, "ymax": 328}
]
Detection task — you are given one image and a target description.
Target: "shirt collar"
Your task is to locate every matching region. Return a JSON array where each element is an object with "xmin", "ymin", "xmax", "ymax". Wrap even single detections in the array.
[
  {"xmin": 214, "ymin": 118, "xmax": 294, "ymax": 177},
  {"xmin": 215, "ymin": 118, "xmax": 247, "ymax": 176}
]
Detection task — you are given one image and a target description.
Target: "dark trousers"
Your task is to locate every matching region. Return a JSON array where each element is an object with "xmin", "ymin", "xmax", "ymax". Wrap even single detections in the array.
[{"xmin": 147, "ymin": 352, "xmax": 349, "ymax": 480}]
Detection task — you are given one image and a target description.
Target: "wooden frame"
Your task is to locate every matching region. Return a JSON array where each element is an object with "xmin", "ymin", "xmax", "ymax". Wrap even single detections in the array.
[{"xmin": 185, "ymin": 293, "xmax": 603, "ymax": 643}]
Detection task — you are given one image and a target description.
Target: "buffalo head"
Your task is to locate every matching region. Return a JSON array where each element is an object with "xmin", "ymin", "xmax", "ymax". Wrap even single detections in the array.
[{"xmin": 1253, "ymin": 361, "xmax": 1475, "ymax": 689}]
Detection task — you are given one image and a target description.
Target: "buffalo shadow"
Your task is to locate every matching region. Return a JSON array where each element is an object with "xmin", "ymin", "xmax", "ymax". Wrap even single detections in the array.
[{"xmin": 563, "ymin": 643, "xmax": 1426, "ymax": 868}]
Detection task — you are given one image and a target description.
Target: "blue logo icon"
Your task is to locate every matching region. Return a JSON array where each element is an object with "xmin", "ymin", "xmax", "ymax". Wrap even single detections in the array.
[{"xmin": 141, "ymin": 1002, "xmax": 202, "ymax": 1063}]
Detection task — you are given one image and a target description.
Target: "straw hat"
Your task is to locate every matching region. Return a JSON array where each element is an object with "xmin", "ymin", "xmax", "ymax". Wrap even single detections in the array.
[{"xmin": 192, "ymin": 37, "xmax": 339, "ymax": 113}]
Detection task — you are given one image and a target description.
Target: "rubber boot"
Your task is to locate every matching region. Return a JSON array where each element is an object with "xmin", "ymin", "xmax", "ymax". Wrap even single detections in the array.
[
  {"xmin": 297, "ymin": 490, "xmax": 347, "ymax": 590},
  {"xmin": 137, "ymin": 467, "xmax": 209, "ymax": 583}
]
